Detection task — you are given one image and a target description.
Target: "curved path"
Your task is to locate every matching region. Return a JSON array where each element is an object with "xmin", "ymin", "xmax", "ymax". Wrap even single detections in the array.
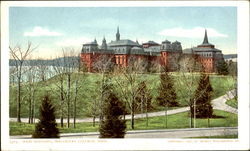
[
  {"xmin": 9, "ymin": 90, "xmax": 237, "ymax": 123},
  {"xmin": 212, "ymin": 90, "xmax": 238, "ymax": 114}
]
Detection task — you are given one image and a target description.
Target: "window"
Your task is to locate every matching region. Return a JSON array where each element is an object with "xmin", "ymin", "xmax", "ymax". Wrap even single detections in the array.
[
  {"xmin": 120, "ymin": 56, "xmax": 123, "ymax": 64},
  {"xmin": 116, "ymin": 56, "xmax": 119, "ymax": 64}
]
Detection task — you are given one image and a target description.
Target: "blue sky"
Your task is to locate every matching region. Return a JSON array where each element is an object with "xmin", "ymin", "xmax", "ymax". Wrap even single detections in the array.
[{"xmin": 9, "ymin": 7, "xmax": 237, "ymax": 58}]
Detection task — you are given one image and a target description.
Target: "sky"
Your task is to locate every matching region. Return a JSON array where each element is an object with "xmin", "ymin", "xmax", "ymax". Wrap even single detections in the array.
[{"xmin": 9, "ymin": 7, "xmax": 237, "ymax": 58}]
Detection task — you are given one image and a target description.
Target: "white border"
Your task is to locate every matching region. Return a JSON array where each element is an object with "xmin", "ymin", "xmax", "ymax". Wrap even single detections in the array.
[{"xmin": 1, "ymin": 1, "xmax": 249, "ymax": 150}]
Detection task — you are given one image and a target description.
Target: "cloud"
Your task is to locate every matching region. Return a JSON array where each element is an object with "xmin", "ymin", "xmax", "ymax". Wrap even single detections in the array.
[
  {"xmin": 55, "ymin": 37, "xmax": 92, "ymax": 47},
  {"xmin": 24, "ymin": 26, "xmax": 63, "ymax": 37},
  {"xmin": 158, "ymin": 27, "xmax": 228, "ymax": 38}
]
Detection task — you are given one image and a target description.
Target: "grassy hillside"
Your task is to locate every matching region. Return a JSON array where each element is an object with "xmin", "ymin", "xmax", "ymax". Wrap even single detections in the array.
[{"xmin": 9, "ymin": 72, "xmax": 235, "ymax": 118}]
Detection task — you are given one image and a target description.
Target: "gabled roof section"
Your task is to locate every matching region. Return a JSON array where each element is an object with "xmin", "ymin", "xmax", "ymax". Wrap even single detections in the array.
[
  {"xmin": 143, "ymin": 41, "xmax": 159, "ymax": 45},
  {"xmin": 162, "ymin": 39, "xmax": 171, "ymax": 44},
  {"xmin": 108, "ymin": 39, "xmax": 140, "ymax": 47},
  {"xmin": 192, "ymin": 47, "xmax": 222, "ymax": 52}
]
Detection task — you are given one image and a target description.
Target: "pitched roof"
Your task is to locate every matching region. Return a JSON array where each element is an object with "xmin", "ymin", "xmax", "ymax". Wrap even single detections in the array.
[
  {"xmin": 162, "ymin": 39, "xmax": 171, "ymax": 44},
  {"xmin": 142, "ymin": 41, "xmax": 159, "ymax": 45},
  {"xmin": 108, "ymin": 39, "xmax": 140, "ymax": 47},
  {"xmin": 131, "ymin": 46, "xmax": 143, "ymax": 50},
  {"xmin": 192, "ymin": 47, "xmax": 221, "ymax": 52},
  {"xmin": 144, "ymin": 46, "xmax": 161, "ymax": 52},
  {"xmin": 130, "ymin": 47, "xmax": 145, "ymax": 55},
  {"xmin": 83, "ymin": 39, "xmax": 98, "ymax": 46}
]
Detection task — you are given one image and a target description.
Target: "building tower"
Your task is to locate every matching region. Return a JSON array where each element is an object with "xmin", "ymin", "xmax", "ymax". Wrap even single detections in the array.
[
  {"xmin": 116, "ymin": 26, "xmax": 120, "ymax": 41},
  {"xmin": 101, "ymin": 36, "xmax": 107, "ymax": 50},
  {"xmin": 192, "ymin": 29, "xmax": 223, "ymax": 72},
  {"xmin": 203, "ymin": 29, "xmax": 209, "ymax": 44},
  {"xmin": 198, "ymin": 29, "xmax": 215, "ymax": 48}
]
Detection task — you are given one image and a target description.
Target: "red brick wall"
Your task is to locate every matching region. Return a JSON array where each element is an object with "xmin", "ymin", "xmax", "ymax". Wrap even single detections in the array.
[
  {"xmin": 114, "ymin": 55, "xmax": 127, "ymax": 67},
  {"xmin": 197, "ymin": 56, "xmax": 214, "ymax": 72},
  {"xmin": 81, "ymin": 51, "xmax": 216, "ymax": 73}
]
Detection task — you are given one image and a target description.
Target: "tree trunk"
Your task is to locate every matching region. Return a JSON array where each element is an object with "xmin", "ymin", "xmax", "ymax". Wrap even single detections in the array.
[
  {"xmin": 131, "ymin": 99, "xmax": 135, "ymax": 129},
  {"xmin": 208, "ymin": 115, "xmax": 210, "ymax": 127},
  {"xmin": 99, "ymin": 73, "xmax": 105, "ymax": 125},
  {"xmin": 146, "ymin": 98, "xmax": 148, "ymax": 127},
  {"xmin": 67, "ymin": 74, "xmax": 71, "ymax": 128},
  {"xmin": 28, "ymin": 84, "xmax": 33, "ymax": 124},
  {"xmin": 73, "ymin": 80, "xmax": 78, "ymax": 128},
  {"xmin": 123, "ymin": 102, "xmax": 126, "ymax": 120},
  {"xmin": 31, "ymin": 88, "xmax": 35, "ymax": 124},
  {"xmin": 93, "ymin": 116, "xmax": 96, "ymax": 127},
  {"xmin": 189, "ymin": 105, "xmax": 193, "ymax": 128},
  {"xmin": 28, "ymin": 93, "xmax": 32, "ymax": 124},
  {"xmin": 60, "ymin": 80, "xmax": 64, "ymax": 127},
  {"xmin": 131, "ymin": 111, "xmax": 134, "ymax": 129},
  {"xmin": 33, "ymin": 92, "xmax": 36, "ymax": 124},
  {"xmin": 17, "ymin": 76, "xmax": 21, "ymax": 123},
  {"xmin": 165, "ymin": 105, "xmax": 168, "ymax": 128},
  {"xmin": 141, "ymin": 98, "xmax": 144, "ymax": 118},
  {"xmin": 194, "ymin": 101, "xmax": 196, "ymax": 128}
]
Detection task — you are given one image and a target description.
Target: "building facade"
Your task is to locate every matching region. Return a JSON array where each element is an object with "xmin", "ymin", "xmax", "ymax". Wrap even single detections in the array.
[
  {"xmin": 183, "ymin": 30, "xmax": 224, "ymax": 72},
  {"xmin": 80, "ymin": 27, "xmax": 224, "ymax": 72}
]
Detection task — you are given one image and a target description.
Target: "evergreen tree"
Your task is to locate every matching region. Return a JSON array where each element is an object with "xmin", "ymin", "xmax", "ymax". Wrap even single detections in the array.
[
  {"xmin": 32, "ymin": 95, "xmax": 59, "ymax": 138},
  {"xmin": 99, "ymin": 84, "xmax": 126, "ymax": 138},
  {"xmin": 191, "ymin": 73, "xmax": 213, "ymax": 118},
  {"xmin": 156, "ymin": 67, "xmax": 178, "ymax": 128},
  {"xmin": 217, "ymin": 60, "xmax": 229, "ymax": 75},
  {"xmin": 156, "ymin": 67, "xmax": 178, "ymax": 107}
]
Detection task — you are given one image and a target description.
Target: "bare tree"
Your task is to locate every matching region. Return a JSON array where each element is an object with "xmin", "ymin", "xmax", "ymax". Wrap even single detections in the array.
[
  {"xmin": 52, "ymin": 48, "xmax": 79, "ymax": 128},
  {"xmin": 92, "ymin": 55, "xmax": 115, "ymax": 125},
  {"xmin": 113, "ymin": 56, "xmax": 147, "ymax": 129},
  {"xmin": 9, "ymin": 67, "xmax": 17, "ymax": 85},
  {"xmin": 72, "ymin": 54, "xmax": 86, "ymax": 128},
  {"xmin": 36, "ymin": 58, "xmax": 50, "ymax": 82},
  {"xmin": 135, "ymin": 80, "xmax": 153, "ymax": 127},
  {"xmin": 9, "ymin": 42, "xmax": 37, "ymax": 122},
  {"xmin": 87, "ymin": 88, "xmax": 100, "ymax": 127},
  {"xmin": 52, "ymin": 55, "xmax": 67, "ymax": 127},
  {"xmin": 148, "ymin": 60, "xmax": 161, "ymax": 73},
  {"xmin": 24, "ymin": 65, "xmax": 39, "ymax": 124},
  {"xmin": 175, "ymin": 55, "xmax": 202, "ymax": 128},
  {"xmin": 225, "ymin": 60, "xmax": 237, "ymax": 103},
  {"xmin": 62, "ymin": 48, "xmax": 79, "ymax": 128}
]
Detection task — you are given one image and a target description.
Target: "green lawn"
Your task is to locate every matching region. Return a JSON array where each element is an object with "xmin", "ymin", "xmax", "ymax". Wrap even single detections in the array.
[
  {"xmin": 226, "ymin": 98, "xmax": 238, "ymax": 109},
  {"xmin": 10, "ymin": 110, "xmax": 237, "ymax": 136},
  {"xmin": 127, "ymin": 110, "xmax": 237, "ymax": 130},
  {"xmin": 9, "ymin": 72, "xmax": 236, "ymax": 118}
]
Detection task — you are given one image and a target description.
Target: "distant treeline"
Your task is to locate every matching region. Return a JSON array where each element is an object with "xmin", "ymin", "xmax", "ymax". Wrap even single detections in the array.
[
  {"xmin": 9, "ymin": 56, "xmax": 80, "ymax": 67},
  {"xmin": 223, "ymin": 54, "xmax": 237, "ymax": 60}
]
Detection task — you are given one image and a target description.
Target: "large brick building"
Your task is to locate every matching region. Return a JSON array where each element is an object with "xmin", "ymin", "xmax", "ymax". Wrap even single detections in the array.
[{"xmin": 80, "ymin": 27, "xmax": 224, "ymax": 72}]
